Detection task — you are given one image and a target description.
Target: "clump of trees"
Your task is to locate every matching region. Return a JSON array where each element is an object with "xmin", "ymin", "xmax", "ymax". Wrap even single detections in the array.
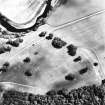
[{"xmin": 1, "ymin": 81, "xmax": 105, "ymax": 105}]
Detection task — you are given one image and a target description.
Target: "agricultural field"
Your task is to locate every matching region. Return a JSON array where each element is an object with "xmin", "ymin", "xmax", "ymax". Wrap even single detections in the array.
[{"xmin": 0, "ymin": 0, "xmax": 105, "ymax": 104}]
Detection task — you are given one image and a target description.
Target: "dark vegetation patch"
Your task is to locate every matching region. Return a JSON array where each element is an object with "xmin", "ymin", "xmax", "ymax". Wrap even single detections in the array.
[
  {"xmin": 38, "ymin": 31, "xmax": 47, "ymax": 37},
  {"xmin": 6, "ymin": 40, "xmax": 20, "ymax": 47},
  {"xmin": 45, "ymin": 33, "xmax": 53, "ymax": 40},
  {"xmin": 93, "ymin": 62, "xmax": 98, "ymax": 66},
  {"xmin": 65, "ymin": 73, "xmax": 75, "ymax": 81},
  {"xmin": 34, "ymin": 52, "xmax": 39, "ymax": 55},
  {"xmin": 16, "ymin": 38, "xmax": 23, "ymax": 43},
  {"xmin": 0, "ymin": 45, "xmax": 11, "ymax": 54},
  {"xmin": 79, "ymin": 67, "xmax": 88, "ymax": 75},
  {"xmin": 73, "ymin": 56, "xmax": 81, "ymax": 62},
  {"xmin": 3, "ymin": 62, "xmax": 10, "ymax": 68},
  {"xmin": 51, "ymin": 37, "xmax": 67, "ymax": 49},
  {"xmin": 0, "ymin": 67, "xmax": 7, "ymax": 73},
  {"xmin": 23, "ymin": 57, "xmax": 31, "ymax": 63},
  {"xmin": 0, "ymin": 62, "xmax": 10, "ymax": 73},
  {"xmin": 24, "ymin": 70, "xmax": 32, "ymax": 77},
  {"xmin": 66, "ymin": 44, "xmax": 77, "ymax": 56}
]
